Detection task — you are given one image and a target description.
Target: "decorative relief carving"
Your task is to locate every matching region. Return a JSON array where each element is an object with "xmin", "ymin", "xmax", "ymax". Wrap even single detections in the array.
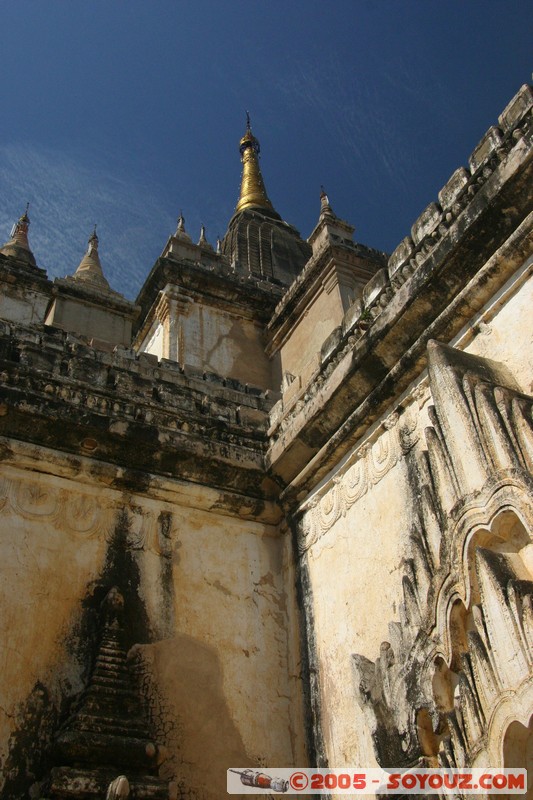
[
  {"xmin": 63, "ymin": 494, "xmax": 102, "ymax": 534},
  {"xmin": 0, "ymin": 471, "xmax": 175, "ymax": 560},
  {"xmin": 351, "ymin": 341, "xmax": 533, "ymax": 772},
  {"xmin": 10, "ymin": 480, "xmax": 59, "ymax": 520},
  {"xmin": 0, "ymin": 473, "xmax": 108, "ymax": 538},
  {"xmin": 439, "ymin": 546, "xmax": 533, "ymax": 769},
  {"xmin": 300, "ymin": 402, "xmax": 422, "ymax": 553},
  {"xmin": 126, "ymin": 507, "xmax": 157, "ymax": 551}
]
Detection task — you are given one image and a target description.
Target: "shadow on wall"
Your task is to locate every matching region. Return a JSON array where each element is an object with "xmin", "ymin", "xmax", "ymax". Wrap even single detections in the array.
[{"xmin": 133, "ymin": 634, "xmax": 251, "ymax": 800}]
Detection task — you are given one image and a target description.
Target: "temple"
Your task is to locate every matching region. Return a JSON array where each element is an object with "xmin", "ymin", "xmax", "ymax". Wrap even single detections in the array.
[{"xmin": 0, "ymin": 85, "xmax": 532, "ymax": 799}]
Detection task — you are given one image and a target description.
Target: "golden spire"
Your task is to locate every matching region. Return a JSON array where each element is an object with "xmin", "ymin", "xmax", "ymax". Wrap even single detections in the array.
[{"xmin": 235, "ymin": 113, "xmax": 276, "ymax": 214}]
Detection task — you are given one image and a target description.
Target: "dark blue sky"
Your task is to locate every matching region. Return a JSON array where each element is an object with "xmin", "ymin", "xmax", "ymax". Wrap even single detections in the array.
[{"xmin": 0, "ymin": 1, "xmax": 531, "ymax": 299}]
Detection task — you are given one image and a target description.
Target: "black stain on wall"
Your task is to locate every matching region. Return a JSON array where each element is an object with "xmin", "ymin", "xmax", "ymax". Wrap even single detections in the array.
[{"xmin": 0, "ymin": 506, "xmax": 154, "ymax": 798}]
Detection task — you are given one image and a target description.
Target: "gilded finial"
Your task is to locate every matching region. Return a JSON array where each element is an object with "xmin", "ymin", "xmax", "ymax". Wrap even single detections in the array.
[{"xmin": 235, "ymin": 116, "xmax": 276, "ymax": 215}]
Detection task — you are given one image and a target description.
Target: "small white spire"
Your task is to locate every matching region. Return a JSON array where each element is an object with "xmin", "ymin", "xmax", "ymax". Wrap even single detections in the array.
[
  {"xmin": 0, "ymin": 203, "xmax": 37, "ymax": 266},
  {"xmin": 175, "ymin": 211, "xmax": 192, "ymax": 241},
  {"xmin": 198, "ymin": 225, "xmax": 214, "ymax": 251},
  {"xmin": 72, "ymin": 226, "xmax": 111, "ymax": 290},
  {"xmin": 319, "ymin": 185, "xmax": 335, "ymax": 218}
]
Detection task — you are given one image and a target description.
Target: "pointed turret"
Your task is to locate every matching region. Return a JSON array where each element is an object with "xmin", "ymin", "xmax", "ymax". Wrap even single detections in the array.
[
  {"xmin": 308, "ymin": 187, "xmax": 355, "ymax": 255},
  {"xmin": 0, "ymin": 204, "xmax": 37, "ymax": 267},
  {"xmin": 45, "ymin": 226, "xmax": 137, "ymax": 346},
  {"xmin": 198, "ymin": 225, "xmax": 214, "ymax": 251},
  {"xmin": 235, "ymin": 114, "xmax": 277, "ymax": 215},
  {"xmin": 73, "ymin": 226, "xmax": 111, "ymax": 291},
  {"xmin": 319, "ymin": 186, "xmax": 336, "ymax": 221},
  {"xmin": 161, "ymin": 211, "xmax": 212, "ymax": 263},
  {"xmin": 175, "ymin": 211, "xmax": 192, "ymax": 242}
]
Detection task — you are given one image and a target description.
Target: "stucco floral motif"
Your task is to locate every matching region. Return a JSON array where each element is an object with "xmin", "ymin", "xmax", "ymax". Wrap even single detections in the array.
[
  {"xmin": 10, "ymin": 480, "xmax": 59, "ymax": 520},
  {"xmin": 63, "ymin": 493, "xmax": 102, "ymax": 534},
  {"xmin": 2, "ymin": 474, "xmax": 106, "ymax": 537}
]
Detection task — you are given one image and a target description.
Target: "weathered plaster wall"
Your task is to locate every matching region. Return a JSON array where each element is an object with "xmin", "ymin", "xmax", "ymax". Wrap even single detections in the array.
[
  {"xmin": 297, "ymin": 417, "xmax": 420, "ymax": 769},
  {"xmin": 460, "ymin": 255, "xmax": 533, "ymax": 393},
  {"xmin": 141, "ymin": 303, "xmax": 273, "ymax": 388},
  {"xmin": 45, "ymin": 296, "xmax": 133, "ymax": 346},
  {"xmin": 142, "ymin": 320, "xmax": 164, "ymax": 359},
  {"xmin": 182, "ymin": 304, "xmax": 272, "ymax": 388},
  {"xmin": 279, "ymin": 285, "xmax": 343, "ymax": 385},
  {"xmin": 0, "ymin": 445, "xmax": 305, "ymax": 798},
  {"xmin": 0, "ymin": 287, "xmax": 49, "ymax": 326}
]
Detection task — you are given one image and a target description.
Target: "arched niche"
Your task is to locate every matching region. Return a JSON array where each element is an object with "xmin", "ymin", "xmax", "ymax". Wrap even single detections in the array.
[
  {"xmin": 416, "ymin": 707, "xmax": 441, "ymax": 759},
  {"xmin": 491, "ymin": 715, "xmax": 533, "ymax": 800},
  {"xmin": 429, "ymin": 601, "xmax": 473, "ymax": 743},
  {"xmin": 465, "ymin": 510, "xmax": 531, "ymax": 606},
  {"xmin": 448, "ymin": 598, "xmax": 475, "ymax": 671},
  {"xmin": 428, "ymin": 507, "xmax": 533, "ymax": 769},
  {"xmin": 432, "ymin": 655, "xmax": 457, "ymax": 713}
]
